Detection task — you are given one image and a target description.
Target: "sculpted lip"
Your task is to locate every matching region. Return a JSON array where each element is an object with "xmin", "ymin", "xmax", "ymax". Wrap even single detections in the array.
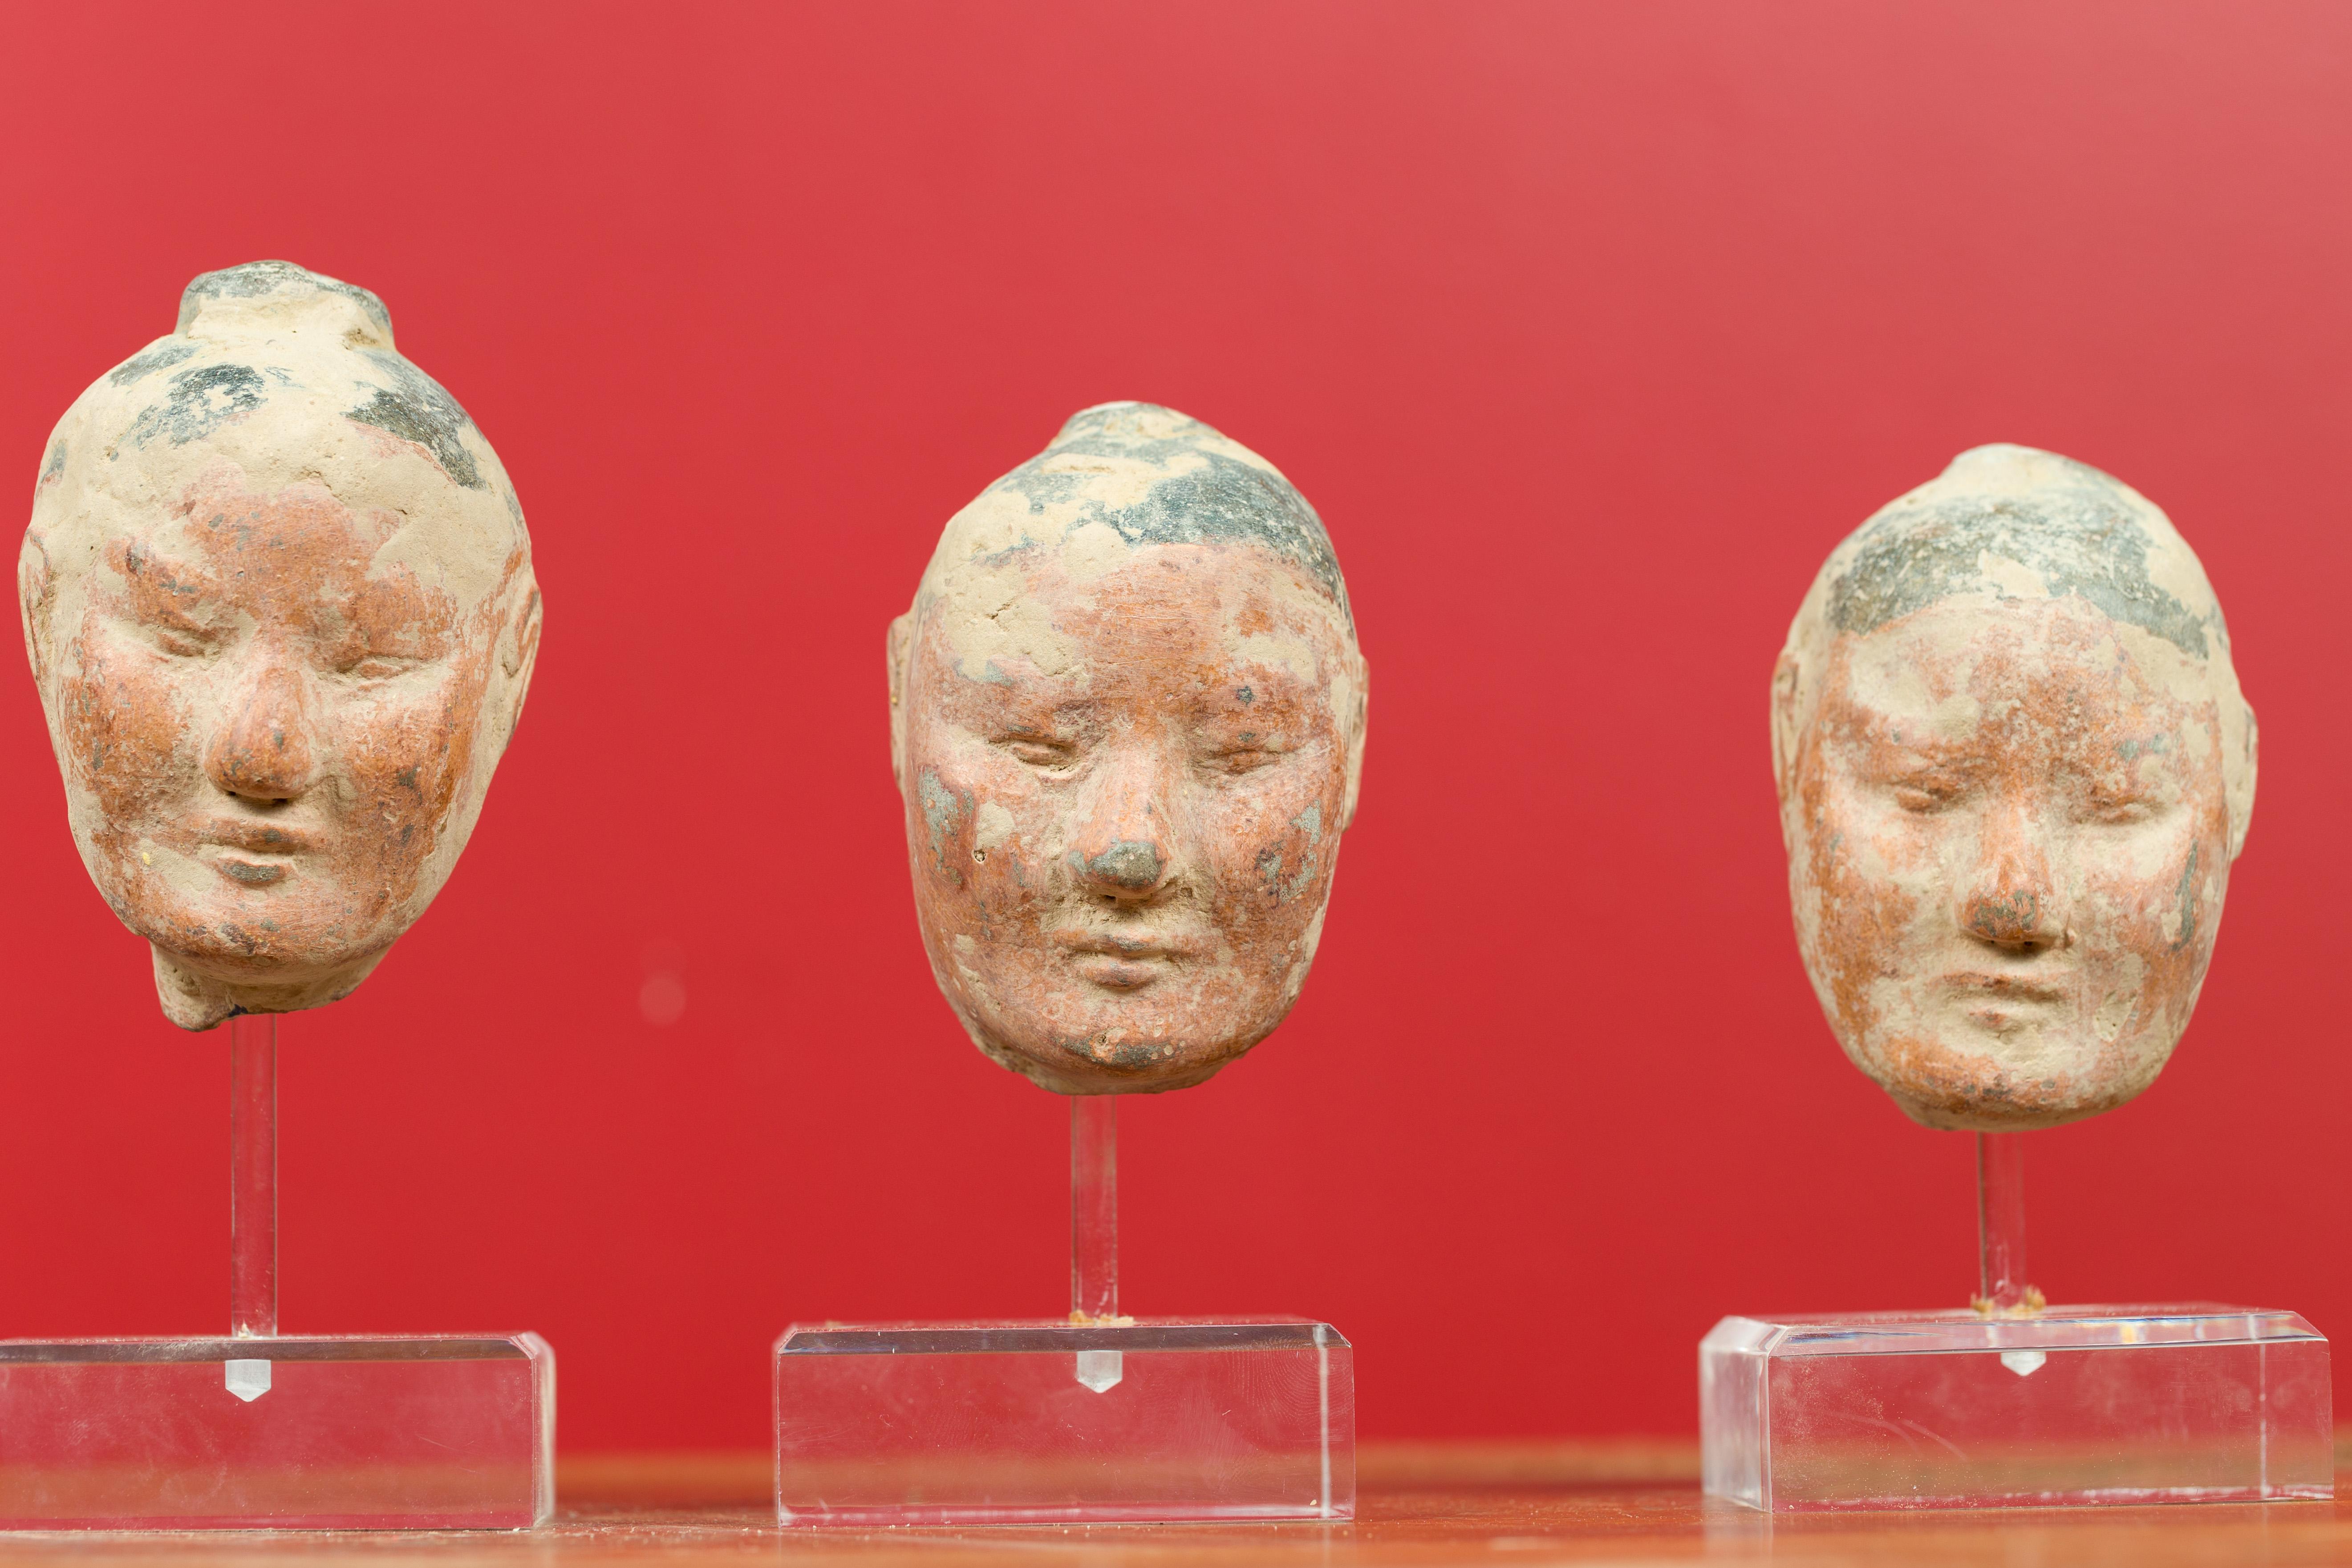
[
  {"xmin": 1944, "ymin": 972, "xmax": 2071, "ymax": 1003},
  {"xmin": 1943, "ymin": 972, "xmax": 2072, "ymax": 1029},
  {"xmin": 1059, "ymin": 931, "xmax": 1202, "ymax": 992},
  {"xmin": 197, "ymin": 818, "xmax": 320, "ymax": 887},
  {"xmin": 200, "ymin": 818, "xmax": 318, "ymax": 855},
  {"xmin": 1061, "ymin": 932, "xmax": 1192, "ymax": 958}
]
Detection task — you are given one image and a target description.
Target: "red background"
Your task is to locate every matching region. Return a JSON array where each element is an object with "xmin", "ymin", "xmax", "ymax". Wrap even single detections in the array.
[{"xmin": 3, "ymin": 3, "xmax": 2348, "ymax": 1451}]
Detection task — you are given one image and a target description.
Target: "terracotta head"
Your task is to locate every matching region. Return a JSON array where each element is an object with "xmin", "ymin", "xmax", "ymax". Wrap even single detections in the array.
[
  {"xmin": 1772, "ymin": 446, "xmax": 2254, "ymax": 1130},
  {"xmin": 21, "ymin": 262, "xmax": 542, "ymax": 1029},
  {"xmin": 889, "ymin": 403, "xmax": 1368, "ymax": 1094}
]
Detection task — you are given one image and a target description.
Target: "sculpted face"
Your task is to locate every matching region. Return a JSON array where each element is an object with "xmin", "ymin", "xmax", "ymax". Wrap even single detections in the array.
[
  {"xmin": 22, "ymin": 263, "xmax": 541, "ymax": 1029},
  {"xmin": 891, "ymin": 403, "xmax": 1367, "ymax": 1094},
  {"xmin": 1773, "ymin": 446, "xmax": 2254, "ymax": 1130}
]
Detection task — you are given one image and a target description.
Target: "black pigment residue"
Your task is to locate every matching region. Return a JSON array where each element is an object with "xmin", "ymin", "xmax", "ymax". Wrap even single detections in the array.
[
  {"xmin": 994, "ymin": 402, "xmax": 1352, "ymax": 627},
  {"xmin": 108, "ymin": 340, "xmax": 200, "ymax": 387},
  {"xmin": 125, "ymin": 363, "xmax": 268, "ymax": 449},
  {"xmin": 346, "ymin": 351, "xmax": 483, "ymax": 489},
  {"xmin": 1829, "ymin": 457, "xmax": 2211, "ymax": 658}
]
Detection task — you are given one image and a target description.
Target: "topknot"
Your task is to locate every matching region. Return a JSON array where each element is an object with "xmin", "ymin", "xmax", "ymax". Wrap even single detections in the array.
[{"xmin": 175, "ymin": 260, "xmax": 395, "ymax": 349}]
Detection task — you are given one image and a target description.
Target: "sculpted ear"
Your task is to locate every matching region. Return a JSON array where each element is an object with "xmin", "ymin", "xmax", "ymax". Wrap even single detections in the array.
[
  {"xmin": 501, "ymin": 581, "xmax": 543, "ymax": 682},
  {"xmin": 501, "ymin": 578, "xmax": 543, "ymax": 740},
  {"xmin": 18, "ymin": 532, "xmax": 54, "ymax": 700},
  {"xmin": 887, "ymin": 612, "xmax": 913, "ymax": 798},
  {"xmin": 482, "ymin": 572, "xmax": 542, "ymax": 756},
  {"xmin": 2226, "ymin": 697, "xmax": 2257, "ymax": 862},
  {"xmin": 1338, "ymin": 648, "xmax": 1368, "ymax": 831},
  {"xmin": 1770, "ymin": 652, "xmax": 1803, "ymax": 808}
]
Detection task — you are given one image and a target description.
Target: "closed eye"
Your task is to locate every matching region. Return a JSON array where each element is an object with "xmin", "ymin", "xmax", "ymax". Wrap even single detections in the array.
[
  {"xmin": 332, "ymin": 651, "xmax": 426, "ymax": 681},
  {"xmin": 1888, "ymin": 778, "xmax": 1963, "ymax": 813},
  {"xmin": 137, "ymin": 616, "xmax": 215, "ymax": 658},
  {"xmin": 153, "ymin": 628, "xmax": 209, "ymax": 657},
  {"xmin": 1204, "ymin": 747, "xmax": 1281, "ymax": 776},
  {"xmin": 1000, "ymin": 736, "xmax": 1076, "ymax": 770}
]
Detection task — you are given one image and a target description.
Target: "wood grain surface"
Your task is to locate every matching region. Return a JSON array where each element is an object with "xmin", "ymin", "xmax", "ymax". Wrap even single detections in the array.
[{"xmin": 3, "ymin": 1442, "xmax": 2352, "ymax": 1564}]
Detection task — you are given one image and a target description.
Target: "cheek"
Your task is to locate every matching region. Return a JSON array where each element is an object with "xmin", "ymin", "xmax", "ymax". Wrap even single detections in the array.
[
  {"xmin": 330, "ymin": 680, "xmax": 474, "ymax": 859},
  {"xmin": 980, "ymin": 790, "xmax": 1079, "ymax": 908},
  {"xmin": 2073, "ymin": 814, "xmax": 2219, "ymax": 966},
  {"xmin": 60, "ymin": 635, "xmax": 199, "ymax": 825},
  {"xmin": 1204, "ymin": 764, "xmax": 1344, "ymax": 922},
  {"xmin": 904, "ymin": 737, "xmax": 1037, "ymax": 914},
  {"xmin": 1807, "ymin": 784, "xmax": 1938, "ymax": 959}
]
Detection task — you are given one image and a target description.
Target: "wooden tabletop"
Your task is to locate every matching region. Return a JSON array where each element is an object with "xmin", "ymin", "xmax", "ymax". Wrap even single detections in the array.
[{"xmin": 6, "ymin": 1442, "xmax": 2352, "ymax": 1564}]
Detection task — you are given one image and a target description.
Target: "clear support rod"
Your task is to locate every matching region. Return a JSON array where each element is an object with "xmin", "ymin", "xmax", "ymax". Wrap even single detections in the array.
[
  {"xmin": 1071, "ymin": 1096, "xmax": 1117, "ymax": 1323},
  {"xmin": 1975, "ymin": 1130, "xmax": 2039, "ymax": 1314},
  {"xmin": 230, "ymin": 1014, "xmax": 278, "ymax": 1339}
]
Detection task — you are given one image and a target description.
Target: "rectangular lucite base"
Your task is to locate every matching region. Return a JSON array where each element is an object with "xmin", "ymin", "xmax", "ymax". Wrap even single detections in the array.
[
  {"xmin": 1701, "ymin": 1305, "xmax": 2331, "ymax": 1511},
  {"xmin": 0, "ymin": 1334, "xmax": 554, "ymax": 1529},
  {"xmin": 774, "ymin": 1317, "xmax": 1354, "ymax": 1525}
]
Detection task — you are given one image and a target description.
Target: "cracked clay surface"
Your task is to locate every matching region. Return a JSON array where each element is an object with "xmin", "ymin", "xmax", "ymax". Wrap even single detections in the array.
[
  {"xmin": 889, "ymin": 403, "xmax": 1368, "ymax": 1094},
  {"xmin": 1771, "ymin": 446, "xmax": 2255, "ymax": 1130},
  {"xmin": 21, "ymin": 262, "xmax": 542, "ymax": 1029}
]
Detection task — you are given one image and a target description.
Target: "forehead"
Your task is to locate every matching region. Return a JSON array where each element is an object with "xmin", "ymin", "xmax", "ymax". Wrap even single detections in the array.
[
  {"xmin": 1827, "ymin": 596, "xmax": 2210, "ymax": 721},
  {"xmin": 918, "ymin": 539, "xmax": 1352, "ymax": 687},
  {"xmin": 61, "ymin": 453, "xmax": 517, "ymax": 612}
]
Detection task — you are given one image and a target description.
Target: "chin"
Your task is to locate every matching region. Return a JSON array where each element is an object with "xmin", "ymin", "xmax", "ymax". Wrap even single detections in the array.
[
  {"xmin": 129, "ymin": 891, "xmax": 397, "ymax": 977},
  {"xmin": 152, "ymin": 934, "xmax": 376, "ymax": 987},
  {"xmin": 965, "ymin": 1008, "xmax": 1265, "ymax": 1095},
  {"xmin": 1003, "ymin": 1046, "xmax": 1240, "ymax": 1096},
  {"xmin": 148, "ymin": 940, "xmax": 392, "ymax": 1031},
  {"xmin": 1866, "ymin": 1027, "xmax": 2153, "ymax": 1132}
]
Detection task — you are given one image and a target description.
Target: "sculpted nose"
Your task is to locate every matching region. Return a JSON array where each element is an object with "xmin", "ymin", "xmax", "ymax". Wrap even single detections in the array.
[
  {"xmin": 1959, "ymin": 802, "xmax": 2069, "ymax": 952},
  {"xmin": 1071, "ymin": 753, "xmax": 1173, "ymax": 899},
  {"xmin": 205, "ymin": 661, "xmax": 320, "ymax": 803},
  {"xmin": 1079, "ymin": 839, "xmax": 1166, "ymax": 891}
]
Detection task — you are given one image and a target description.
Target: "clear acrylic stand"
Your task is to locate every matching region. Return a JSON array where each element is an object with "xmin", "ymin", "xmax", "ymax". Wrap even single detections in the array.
[
  {"xmin": 0, "ymin": 1016, "xmax": 554, "ymax": 1529},
  {"xmin": 774, "ymin": 1096, "xmax": 1354, "ymax": 1525},
  {"xmin": 1701, "ymin": 1132, "xmax": 2331, "ymax": 1511}
]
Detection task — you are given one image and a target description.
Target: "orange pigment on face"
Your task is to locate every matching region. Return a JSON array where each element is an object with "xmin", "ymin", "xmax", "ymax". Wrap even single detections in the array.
[
  {"xmin": 1793, "ymin": 596, "xmax": 2231, "ymax": 1129},
  {"xmin": 902, "ymin": 541, "xmax": 1357, "ymax": 1093},
  {"xmin": 55, "ymin": 467, "xmax": 520, "ymax": 984}
]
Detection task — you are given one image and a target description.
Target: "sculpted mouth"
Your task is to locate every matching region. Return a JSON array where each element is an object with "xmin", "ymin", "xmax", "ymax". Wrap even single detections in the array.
[
  {"xmin": 1059, "ymin": 931, "xmax": 1202, "ymax": 993},
  {"xmin": 1945, "ymin": 972, "xmax": 2071, "ymax": 1004},
  {"xmin": 202, "ymin": 819, "xmax": 317, "ymax": 855},
  {"xmin": 1064, "ymin": 934, "xmax": 1185, "ymax": 959},
  {"xmin": 1944, "ymin": 971, "xmax": 2072, "ymax": 1031},
  {"xmin": 195, "ymin": 818, "xmax": 319, "ymax": 888}
]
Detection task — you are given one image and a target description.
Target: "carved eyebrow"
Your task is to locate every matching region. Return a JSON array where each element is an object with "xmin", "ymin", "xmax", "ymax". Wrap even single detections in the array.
[
  {"xmin": 343, "ymin": 579, "xmax": 459, "ymax": 647},
  {"xmin": 1872, "ymin": 729, "xmax": 1971, "ymax": 753},
  {"xmin": 112, "ymin": 544, "xmax": 226, "ymax": 608},
  {"xmin": 1845, "ymin": 745, "xmax": 1989, "ymax": 790},
  {"xmin": 1212, "ymin": 674, "xmax": 1314, "ymax": 717}
]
